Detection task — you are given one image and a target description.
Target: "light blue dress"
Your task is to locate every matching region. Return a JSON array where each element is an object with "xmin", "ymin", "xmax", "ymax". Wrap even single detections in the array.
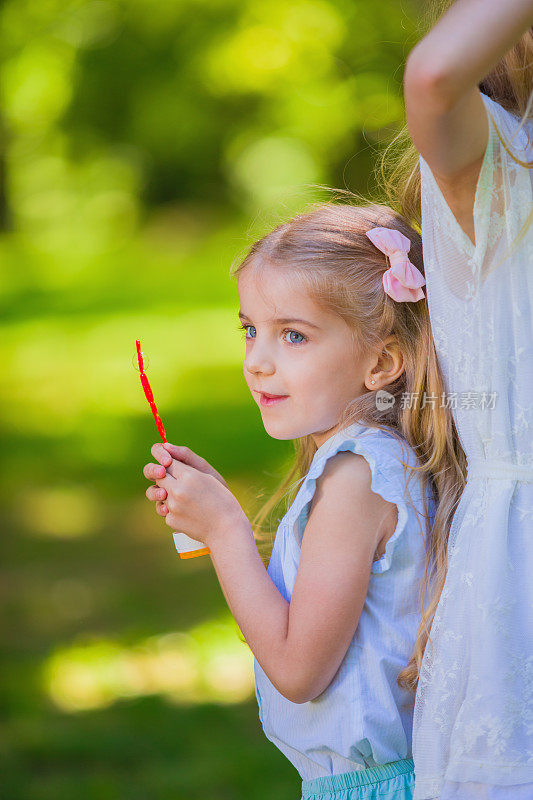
[{"xmin": 253, "ymin": 420, "xmax": 436, "ymax": 799}]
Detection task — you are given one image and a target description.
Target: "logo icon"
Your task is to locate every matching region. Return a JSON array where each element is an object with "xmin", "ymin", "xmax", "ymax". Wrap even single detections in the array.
[{"xmin": 375, "ymin": 389, "xmax": 395, "ymax": 411}]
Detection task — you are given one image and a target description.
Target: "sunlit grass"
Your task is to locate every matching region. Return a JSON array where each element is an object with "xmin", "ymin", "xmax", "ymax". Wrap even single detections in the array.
[{"xmin": 43, "ymin": 613, "xmax": 254, "ymax": 712}]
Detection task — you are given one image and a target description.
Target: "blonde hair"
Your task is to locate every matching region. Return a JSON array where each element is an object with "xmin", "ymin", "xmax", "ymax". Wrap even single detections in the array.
[{"xmin": 230, "ymin": 197, "xmax": 467, "ymax": 693}]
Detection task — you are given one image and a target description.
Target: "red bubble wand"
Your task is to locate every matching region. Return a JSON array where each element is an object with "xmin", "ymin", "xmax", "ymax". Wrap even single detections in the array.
[
  {"xmin": 135, "ymin": 339, "xmax": 167, "ymax": 442},
  {"xmin": 135, "ymin": 339, "xmax": 210, "ymax": 559}
]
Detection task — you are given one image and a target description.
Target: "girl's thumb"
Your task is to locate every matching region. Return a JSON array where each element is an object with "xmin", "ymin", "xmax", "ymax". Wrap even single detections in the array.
[
  {"xmin": 163, "ymin": 443, "xmax": 200, "ymax": 466},
  {"xmin": 162, "ymin": 442, "xmax": 228, "ymax": 488}
]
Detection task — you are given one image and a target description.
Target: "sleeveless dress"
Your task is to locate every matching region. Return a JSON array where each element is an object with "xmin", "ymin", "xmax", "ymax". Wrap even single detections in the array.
[
  {"xmin": 253, "ymin": 420, "xmax": 436, "ymax": 798},
  {"xmin": 412, "ymin": 92, "xmax": 533, "ymax": 800}
]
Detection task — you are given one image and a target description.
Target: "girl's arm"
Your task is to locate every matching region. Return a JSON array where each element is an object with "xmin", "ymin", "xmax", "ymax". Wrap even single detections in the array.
[
  {"xmin": 208, "ymin": 451, "xmax": 396, "ymax": 704},
  {"xmin": 403, "ymin": 0, "xmax": 533, "ymax": 240}
]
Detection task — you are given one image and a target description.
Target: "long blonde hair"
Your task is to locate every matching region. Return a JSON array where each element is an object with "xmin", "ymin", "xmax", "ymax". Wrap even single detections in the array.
[{"xmin": 230, "ymin": 199, "xmax": 467, "ymax": 693}]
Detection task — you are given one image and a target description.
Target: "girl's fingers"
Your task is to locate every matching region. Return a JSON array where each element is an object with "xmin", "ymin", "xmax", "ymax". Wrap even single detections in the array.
[
  {"xmin": 143, "ymin": 462, "xmax": 167, "ymax": 480},
  {"xmin": 162, "ymin": 442, "xmax": 211, "ymax": 472},
  {"xmin": 162, "ymin": 443, "xmax": 228, "ymax": 488},
  {"xmin": 146, "ymin": 486, "xmax": 167, "ymax": 502},
  {"xmin": 156, "ymin": 500, "xmax": 168, "ymax": 515},
  {"xmin": 162, "ymin": 442, "xmax": 195, "ymax": 461},
  {"xmin": 151, "ymin": 443, "xmax": 172, "ymax": 467}
]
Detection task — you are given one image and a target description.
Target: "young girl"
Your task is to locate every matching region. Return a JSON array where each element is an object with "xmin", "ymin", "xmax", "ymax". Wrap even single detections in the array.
[
  {"xmin": 400, "ymin": 1, "xmax": 533, "ymax": 798},
  {"xmin": 142, "ymin": 201, "xmax": 466, "ymax": 800}
]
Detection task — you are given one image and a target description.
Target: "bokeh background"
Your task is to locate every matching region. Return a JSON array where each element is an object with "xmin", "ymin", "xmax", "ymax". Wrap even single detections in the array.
[{"xmin": 2, "ymin": 1, "xmax": 423, "ymax": 797}]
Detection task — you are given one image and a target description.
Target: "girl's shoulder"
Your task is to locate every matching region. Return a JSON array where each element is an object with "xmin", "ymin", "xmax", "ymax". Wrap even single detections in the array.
[
  {"xmin": 284, "ymin": 421, "xmax": 431, "ymax": 574},
  {"xmin": 420, "ymin": 92, "xmax": 532, "ymax": 193},
  {"xmin": 307, "ymin": 421, "xmax": 420, "ymax": 485}
]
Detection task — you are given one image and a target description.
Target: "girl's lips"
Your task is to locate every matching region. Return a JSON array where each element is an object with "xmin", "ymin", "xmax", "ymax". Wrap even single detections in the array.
[{"xmin": 258, "ymin": 392, "xmax": 289, "ymax": 407}]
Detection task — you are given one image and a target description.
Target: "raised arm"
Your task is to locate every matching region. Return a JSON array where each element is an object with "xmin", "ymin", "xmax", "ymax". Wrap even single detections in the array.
[{"xmin": 403, "ymin": 0, "xmax": 533, "ymax": 242}]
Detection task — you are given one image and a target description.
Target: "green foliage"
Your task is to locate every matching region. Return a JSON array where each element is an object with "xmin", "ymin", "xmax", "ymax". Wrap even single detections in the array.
[{"xmin": 0, "ymin": 0, "xmax": 420, "ymax": 795}]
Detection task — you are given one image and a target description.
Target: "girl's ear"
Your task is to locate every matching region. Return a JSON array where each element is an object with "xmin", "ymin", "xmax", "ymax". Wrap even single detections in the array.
[
  {"xmin": 365, "ymin": 337, "xmax": 405, "ymax": 391},
  {"xmin": 374, "ymin": 339, "xmax": 405, "ymax": 386}
]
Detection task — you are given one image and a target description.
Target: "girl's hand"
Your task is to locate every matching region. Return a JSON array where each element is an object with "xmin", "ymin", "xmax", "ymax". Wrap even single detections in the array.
[
  {"xmin": 143, "ymin": 443, "xmax": 248, "ymax": 546},
  {"xmin": 161, "ymin": 442, "xmax": 229, "ymax": 489},
  {"xmin": 144, "ymin": 442, "xmax": 228, "ymax": 516}
]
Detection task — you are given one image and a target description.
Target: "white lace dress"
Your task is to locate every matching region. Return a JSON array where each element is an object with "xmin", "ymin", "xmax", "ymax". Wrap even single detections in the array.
[{"xmin": 412, "ymin": 92, "xmax": 533, "ymax": 800}]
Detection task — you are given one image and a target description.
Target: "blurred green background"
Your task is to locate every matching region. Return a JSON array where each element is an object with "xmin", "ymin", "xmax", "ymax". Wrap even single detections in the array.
[{"xmin": 1, "ymin": 1, "xmax": 422, "ymax": 797}]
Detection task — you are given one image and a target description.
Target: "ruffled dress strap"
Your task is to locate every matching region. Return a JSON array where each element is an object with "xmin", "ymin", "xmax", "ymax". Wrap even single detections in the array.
[{"xmin": 284, "ymin": 424, "xmax": 420, "ymax": 575}]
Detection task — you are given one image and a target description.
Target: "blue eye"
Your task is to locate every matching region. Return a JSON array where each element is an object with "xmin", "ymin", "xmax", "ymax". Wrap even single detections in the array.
[
  {"xmin": 237, "ymin": 324, "xmax": 307, "ymax": 345},
  {"xmin": 283, "ymin": 330, "xmax": 305, "ymax": 344},
  {"xmin": 238, "ymin": 323, "xmax": 256, "ymax": 339}
]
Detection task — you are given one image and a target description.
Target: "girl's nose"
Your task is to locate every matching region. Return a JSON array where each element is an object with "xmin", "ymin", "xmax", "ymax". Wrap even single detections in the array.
[{"xmin": 244, "ymin": 346, "xmax": 275, "ymax": 376}]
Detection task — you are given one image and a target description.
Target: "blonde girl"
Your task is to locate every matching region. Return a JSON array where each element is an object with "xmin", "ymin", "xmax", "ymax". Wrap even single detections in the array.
[
  {"xmin": 396, "ymin": 1, "xmax": 533, "ymax": 798},
  {"xmin": 142, "ymin": 200, "xmax": 465, "ymax": 800}
]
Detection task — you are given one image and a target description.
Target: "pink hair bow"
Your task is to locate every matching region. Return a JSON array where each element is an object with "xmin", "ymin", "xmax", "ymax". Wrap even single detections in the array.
[{"xmin": 365, "ymin": 227, "xmax": 426, "ymax": 302}]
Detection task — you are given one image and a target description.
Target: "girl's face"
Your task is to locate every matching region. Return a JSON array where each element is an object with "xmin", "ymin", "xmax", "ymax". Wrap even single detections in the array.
[{"xmin": 238, "ymin": 265, "xmax": 376, "ymax": 448}]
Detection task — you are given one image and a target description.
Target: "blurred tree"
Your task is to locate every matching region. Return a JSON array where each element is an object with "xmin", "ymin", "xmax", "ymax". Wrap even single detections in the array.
[{"xmin": 0, "ymin": 3, "xmax": 425, "ymax": 798}]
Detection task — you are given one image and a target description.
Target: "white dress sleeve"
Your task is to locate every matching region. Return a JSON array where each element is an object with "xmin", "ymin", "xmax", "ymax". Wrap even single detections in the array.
[
  {"xmin": 419, "ymin": 92, "xmax": 532, "ymax": 301},
  {"xmin": 412, "ymin": 92, "xmax": 533, "ymax": 800}
]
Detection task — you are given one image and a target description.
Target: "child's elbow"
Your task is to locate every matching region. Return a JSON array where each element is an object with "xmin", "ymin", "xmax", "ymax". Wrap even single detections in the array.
[
  {"xmin": 281, "ymin": 684, "xmax": 314, "ymax": 705},
  {"xmin": 404, "ymin": 45, "xmax": 459, "ymax": 113},
  {"xmin": 281, "ymin": 688, "xmax": 307, "ymax": 704},
  {"xmin": 265, "ymin": 665, "xmax": 307, "ymax": 704},
  {"xmin": 280, "ymin": 669, "xmax": 329, "ymax": 705},
  {"xmin": 276, "ymin": 673, "xmax": 310, "ymax": 704}
]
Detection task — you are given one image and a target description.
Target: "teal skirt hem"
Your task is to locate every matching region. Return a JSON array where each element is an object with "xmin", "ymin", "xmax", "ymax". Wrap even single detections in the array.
[{"xmin": 300, "ymin": 758, "xmax": 414, "ymax": 800}]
